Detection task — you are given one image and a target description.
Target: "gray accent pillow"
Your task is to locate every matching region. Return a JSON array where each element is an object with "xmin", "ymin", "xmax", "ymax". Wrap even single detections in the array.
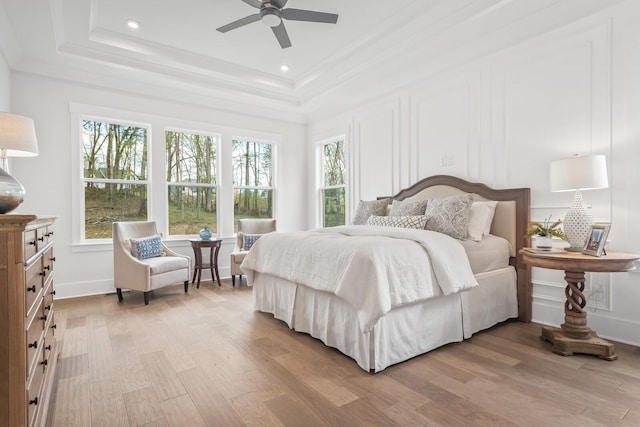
[
  {"xmin": 424, "ymin": 194, "xmax": 475, "ymax": 240},
  {"xmin": 366, "ymin": 215, "xmax": 428, "ymax": 229},
  {"xmin": 351, "ymin": 198, "xmax": 390, "ymax": 225},
  {"xmin": 389, "ymin": 198, "xmax": 428, "ymax": 216}
]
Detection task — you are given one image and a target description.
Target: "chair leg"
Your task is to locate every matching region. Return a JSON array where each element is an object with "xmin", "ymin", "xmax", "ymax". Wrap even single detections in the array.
[
  {"xmin": 116, "ymin": 288, "xmax": 123, "ymax": 302},
  {"xmin": 144, "ymin": 291, "xmax": 150, "ymax": 305},
  {"xmin": 184, "ymin": 280, "xmax": 189, "ymax": 293},
  {"xmin": 232, "ymin": 275, "xmax": 235, "ymax": 287}
]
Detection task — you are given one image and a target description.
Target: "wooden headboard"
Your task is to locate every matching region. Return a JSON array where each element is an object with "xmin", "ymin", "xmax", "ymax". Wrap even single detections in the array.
[{"xmin": 381, "ymin": 175, "xmax": 532, "ymax": 322}]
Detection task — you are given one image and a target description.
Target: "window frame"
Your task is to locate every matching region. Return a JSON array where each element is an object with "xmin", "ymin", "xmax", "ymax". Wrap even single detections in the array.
[
  {"xmin": 70, "ymin": 103, "xmax": 281, "ymax": 251},
  {"xmin": 165, "ymin": 127, "xmax": 221, "ymax": 238},
  {"xmin": 318, "ymin": 136, "xmax": 347, "ymax": 228},
  {"xmin": 77, "ymin": 114, "xmax": 152, "ymax": 245},
  {"xmin": 231, "ymin": 136, "xmax": 277, "ymax": 227}
]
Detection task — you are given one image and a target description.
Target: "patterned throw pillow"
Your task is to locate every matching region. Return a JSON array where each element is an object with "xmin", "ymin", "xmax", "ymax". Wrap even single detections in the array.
[
  {"xmin": 130, "ymin": 234, "xmax": 163, "ymax": 260},
  {"xmin": 351, "ymin": 198, "xmax": 390, "ymax": 225},
  {"xmin": 366, "ymin": 215, "xmax": 428, "ymax": 229},
  {"xmin": 424, "ymin": 194, "xmax": 475, "ymax": 240},
  {"xmin": 389, "ymin": 198, "xmax": 428, "ymax": 216},
  {"xmin": 243, "ymin": 233, "xmax": 263, "ymax": 250}
]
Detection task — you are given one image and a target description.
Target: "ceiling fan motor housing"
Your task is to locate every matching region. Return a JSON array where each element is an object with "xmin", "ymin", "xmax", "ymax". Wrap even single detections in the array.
[{"xmin": 260, "ymin": 4, "xmax": 282, "ymax": 27}]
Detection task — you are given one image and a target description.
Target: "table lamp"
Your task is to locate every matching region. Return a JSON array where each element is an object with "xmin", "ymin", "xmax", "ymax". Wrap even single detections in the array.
[
  {"xmin": 0, "ymin": 113, "xmax": 39, "ymax": 214},
  {"xmin": 550, "ymin": 154, "xmax": 608, "ymax": 251}
]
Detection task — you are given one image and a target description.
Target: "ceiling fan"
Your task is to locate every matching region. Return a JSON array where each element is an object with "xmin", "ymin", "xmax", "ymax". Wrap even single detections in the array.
[{"xmin": 216, "ymin": 0, "xmax": 339, "ymax": 49}]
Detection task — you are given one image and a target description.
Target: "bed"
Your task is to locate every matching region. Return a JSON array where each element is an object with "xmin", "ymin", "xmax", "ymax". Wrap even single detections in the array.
[{"xmin": 242, "ymin": 175, "xmax": 531, "ymax": 372}]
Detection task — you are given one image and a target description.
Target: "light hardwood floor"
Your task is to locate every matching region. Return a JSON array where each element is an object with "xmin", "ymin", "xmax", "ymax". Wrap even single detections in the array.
[{"xmin": 49, "ymin": 279, "xmax": 640, "ymax": 426}]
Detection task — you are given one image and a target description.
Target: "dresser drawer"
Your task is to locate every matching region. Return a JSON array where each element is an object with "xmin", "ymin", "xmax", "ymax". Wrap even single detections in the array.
[
  {"xmin": 25, "ymin": 261, "xmax": 43, "ymax": 315},
  {"xmin": 25, "ymin": 304, "xmax": 44, "ymax": 381},
  {"xmin": 26, "ymin": 347, "xmax": 45, "ymax": 427},
  {"xmin": 42, "ymin": 246, "xmax": 55, "ymax": 281},
  {"xmin": 44, "ymin": 311, "xmax": 55, "ymax": 356},
  {"xmin": 24, "ymin": 229, "xmax": 38, "ymax": 261}
]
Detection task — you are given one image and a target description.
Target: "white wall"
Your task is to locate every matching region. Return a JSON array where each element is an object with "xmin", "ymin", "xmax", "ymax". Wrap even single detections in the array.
[
  {"xmin": 0, "ymin": 48, "xmax": 9, "ymax": 110},
  {"xmin": 308, "ymin": 1, "xmax": 640, "ymax": 346},
  {"xmin": 10, "ymin": 74, "xmax": 307, "ymax": 299}
]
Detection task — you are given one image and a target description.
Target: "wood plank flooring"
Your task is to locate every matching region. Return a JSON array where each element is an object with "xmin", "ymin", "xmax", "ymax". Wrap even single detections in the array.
[{"xmin": 49, "ymin": 280, "xmax": 640, "ymax": 426}]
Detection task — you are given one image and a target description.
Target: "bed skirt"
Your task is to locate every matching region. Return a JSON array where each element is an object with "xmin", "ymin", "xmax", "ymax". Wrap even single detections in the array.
[{"xmin": 252, "ymin": 266, "xmax": 517, "ymax": 372}]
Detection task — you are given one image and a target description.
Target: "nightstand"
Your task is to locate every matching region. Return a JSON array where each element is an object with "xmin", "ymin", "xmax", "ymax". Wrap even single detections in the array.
[{"xmin": 520, "ymin": 249, "xmax": 639, "ymax": 360}]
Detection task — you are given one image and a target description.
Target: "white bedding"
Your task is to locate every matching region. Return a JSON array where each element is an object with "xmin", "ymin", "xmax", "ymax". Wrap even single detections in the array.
[
  {"xmin": 241, "ymin": 225, "xmax": 478, "ymax": 333},
  {"xmin": 460, "ymin": 235, "xmax": 512, "ymax": 274}
]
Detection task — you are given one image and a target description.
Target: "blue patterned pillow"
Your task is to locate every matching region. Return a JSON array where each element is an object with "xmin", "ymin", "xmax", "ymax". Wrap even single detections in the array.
[
  {"xmin": 130, "ymin": 234, "xmax": 163, "ymax": 260},
  {"xmin": 243, "ymin": 233, "xmax": 263, "ymax": 250}
]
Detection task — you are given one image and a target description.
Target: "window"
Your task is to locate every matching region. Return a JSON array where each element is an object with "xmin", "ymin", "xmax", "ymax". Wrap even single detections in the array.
[
  {"xmin": 166, "ymin": 130, "xmax": 218, "ymax": 236},
  {"xmin": 320, "ymin": 139, "xmax": 346, "ymax": 227},
  {"xmin": 81, "ymin": 119, "xmax": 149, "ymax": 239},
  {"xmin": 232, "ymin": 139, "xmax": 274, "ymax": 230}
]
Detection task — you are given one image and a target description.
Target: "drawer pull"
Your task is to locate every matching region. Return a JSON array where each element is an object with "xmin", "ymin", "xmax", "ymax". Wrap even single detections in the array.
[
  {"xmin": 51, "ymin": 290, "xmax": 56, "ymax": 296},
  {"xmin": 40, "ymin": 315, "xmax": 47, "ymax": 321},
  {"xmin": 39, "ymin": 271, "xmax": 47, "ymax": 277},
  {"xmin": 44, "ymin": 265, "xmax": 51, "ymax": 271},
  {"xmin": 29, "ymin": 397, "xmax": 38, "ymax": 406},
  {"xmin": 51, "ymin": 257, "xmax": 56, "ymax": 262},
  {"xmin": 41, "ymin": 359, "xmax": 48, "ymax": 366},
  {"xmin": 28, "ymin": 341, "xmax": 38, "ymax": 349},
  {"xmin": 29, "ymin": 240, "xmax": 36, "ymax": 246},
  {"xmin": 47, "ymin": 231, "xmax": 54, "ymax": 237},
  {"xmin": 45, "ymin": 344, "xmax": 52, "ymax": 351},
  {"xmin": 38, "ymin": 236, "xmax": 45, "ymax": 242},
  {"xmin": 45, "ymin": 304, "xmax": 51, "ymax": 311},
  {"xmin": 51, "ymin": 324, "xmax": 57, "ymax": 329},
  {"xmin": 27, "ymin": 285, "xmax": 36, "ymax": 293}
]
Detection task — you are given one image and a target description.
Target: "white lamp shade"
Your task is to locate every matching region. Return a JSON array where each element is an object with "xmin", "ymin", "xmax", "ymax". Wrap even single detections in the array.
[
  {"xmin": 0, "ymin": 113, "xmax": 39, "ymax": 157},
  {"xmin": 550, "ymin": 155, "xmax": 608, "ymax": 192}
]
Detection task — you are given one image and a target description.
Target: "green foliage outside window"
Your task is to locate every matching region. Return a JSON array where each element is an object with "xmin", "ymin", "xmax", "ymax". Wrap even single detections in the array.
[
  {"xmin": 166, "ymin": 131, "xmax": 218, "ymax": 235},
  {"xmin": 232, "ymin": 140, "xmax": 273, "ymax": 230},
  {"xmin": 82, "ymin": 120, "xmax": 148, "ymax": 239},
  {"xmin": 321, "ymin": 140, "xmax": 346, "ymax": 227}
]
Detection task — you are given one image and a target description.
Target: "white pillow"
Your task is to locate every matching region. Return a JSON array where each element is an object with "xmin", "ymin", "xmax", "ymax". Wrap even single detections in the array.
[{"xmin": 467, "ymin": 201, "xmax": 498, "ymax": 241}]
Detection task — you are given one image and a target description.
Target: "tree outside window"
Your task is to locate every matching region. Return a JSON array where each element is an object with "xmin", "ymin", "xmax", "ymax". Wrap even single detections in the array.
[
  {"xmin": 232, "ymin": 139, "xmax": 273, "ymax": 230},
  {"xmin": 321, "ymin": 139, "xmax": 346, "ymax": 227},
  {"xmin": 82, "ymin": 120, "xmax": 148, "ymax": 239},
  {"xmin": 166, "ymin": 130, "xmax": 218, "ymax": 236}
]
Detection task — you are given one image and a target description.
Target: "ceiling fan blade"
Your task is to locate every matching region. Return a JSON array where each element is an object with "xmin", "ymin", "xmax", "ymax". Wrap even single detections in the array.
[
  {"xmin": 270, "ymin": 0, "xmax": 288, "ymax": 8},
  {"xmin": 240, "ymin": 0, "xmax": 262, "ymax": 8},
  {"xmin": 216, "ymin": 14, "xmax": 261, "ymax": 33},
  {"xmin": 282, "ymin": 8, "xmax": 338, "ymax": 24},
  {"xmin": 271, "ymin": 22, "xmax": 291, "ymax": 49}
]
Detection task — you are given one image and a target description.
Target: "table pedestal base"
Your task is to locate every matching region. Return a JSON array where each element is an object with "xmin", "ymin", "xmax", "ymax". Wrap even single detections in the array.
[{"xmin": 540, "ymin": 325, "xmax": 617, "ymax": 361}]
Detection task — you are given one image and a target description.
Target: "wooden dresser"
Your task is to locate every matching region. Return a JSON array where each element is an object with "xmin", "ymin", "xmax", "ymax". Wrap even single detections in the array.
[{"xmin": 0, "ymin": 215, "xmax": 58, "ymax": 427}]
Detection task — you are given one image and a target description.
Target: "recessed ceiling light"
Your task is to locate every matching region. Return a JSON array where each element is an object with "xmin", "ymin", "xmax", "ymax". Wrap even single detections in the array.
[
  {"xmin": 127, "ymin": 20, "xmax": 140, "ymax": 30},
  {"xmin": 280, "ymin": 65, "xmax": 289, "ymax": 72}
]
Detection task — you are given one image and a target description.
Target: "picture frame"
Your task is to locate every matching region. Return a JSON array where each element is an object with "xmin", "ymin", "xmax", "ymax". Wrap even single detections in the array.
[{"xmin": 582, "ymin": 223, "xmax": 611, "ymax": 257}]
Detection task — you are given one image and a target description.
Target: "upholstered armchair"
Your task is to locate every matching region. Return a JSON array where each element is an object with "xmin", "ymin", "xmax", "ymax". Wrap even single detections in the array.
[
  {"xmin": 230, "ymin": 218, "xmax": 276, "ymax": 286},
  {"xmin": 113, "ymin": 221, "xmax": 191, "ymax": 305}
]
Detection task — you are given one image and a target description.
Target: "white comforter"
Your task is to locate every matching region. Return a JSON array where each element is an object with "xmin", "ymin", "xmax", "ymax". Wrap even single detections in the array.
[{"xmin": 241, "ymin": 225, "xmax": 478, "ymax": 333}]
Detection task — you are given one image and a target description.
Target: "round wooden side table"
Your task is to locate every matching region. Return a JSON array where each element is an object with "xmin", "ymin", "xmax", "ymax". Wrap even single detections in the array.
[
  {"xmin": 520, "ymin": 249, "xmax": 639, "ymax": 361},
  {"xmin": 190, "ymin": 238, "xmax": 223, "ymax": 288}
]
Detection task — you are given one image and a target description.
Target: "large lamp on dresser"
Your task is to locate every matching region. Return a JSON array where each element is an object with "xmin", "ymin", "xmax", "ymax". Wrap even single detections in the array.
[
  {"xmin": 0, "ymin": 112, "xmax": 39, "ymax": 213},
  {"xmin": 550, "ymin": 154, "xmax": 608, "ymax": 251}
]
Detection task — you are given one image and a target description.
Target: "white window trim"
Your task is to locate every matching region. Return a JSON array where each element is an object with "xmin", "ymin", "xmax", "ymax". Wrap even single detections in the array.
[
  {"xmin": 70, "ymin": 102, "xmax": 281, "ymax": 252},
  {"xmin": 317, "ymin": 135, "xmax": 347, "ymax": 228}
]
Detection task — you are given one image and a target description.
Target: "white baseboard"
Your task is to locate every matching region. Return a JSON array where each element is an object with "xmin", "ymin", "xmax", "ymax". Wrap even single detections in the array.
[
  {"xmin": 533, "ymin": 301, "xmax": 640, "ymax": 348},
  {"xmin": 54, "ymin": 267, "xmax": 233, "ymax": 300}
]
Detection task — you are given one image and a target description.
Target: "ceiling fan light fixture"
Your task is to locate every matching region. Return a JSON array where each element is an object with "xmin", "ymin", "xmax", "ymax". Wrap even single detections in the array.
[{"xmin": 261, "ymin": 7, "xmax": 282, "ymax": 27}]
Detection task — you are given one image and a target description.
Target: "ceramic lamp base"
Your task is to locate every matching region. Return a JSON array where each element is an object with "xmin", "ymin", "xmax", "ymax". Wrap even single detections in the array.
[
  {"xmin": 0, "ymin": 167, "xmax": 25, "ymax": 214},
  {"xmin": 563, "ymin": 190, "xmax": 593, "ymax": 251}
]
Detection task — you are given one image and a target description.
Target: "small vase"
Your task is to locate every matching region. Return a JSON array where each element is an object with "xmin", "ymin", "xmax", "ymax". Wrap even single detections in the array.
[
  {"xmin": 199, "ymin": 226, "xmax": 212, "ymax": 240},
  {"xmin": 0, "ymin": 167, "xmax": 25, "ymax": 214},
  {"xmin": 535, "ymin": 236, "xmax": 553, "ymax": 250}
]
